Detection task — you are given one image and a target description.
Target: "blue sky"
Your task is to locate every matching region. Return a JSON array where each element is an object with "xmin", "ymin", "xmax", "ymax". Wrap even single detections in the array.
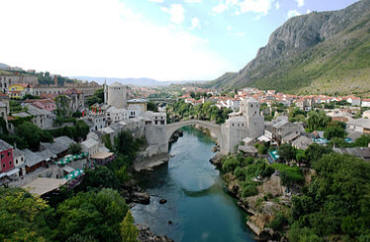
[{"xmin": 0, "ymin": 0, "xmax": 359, "ymax": 81}]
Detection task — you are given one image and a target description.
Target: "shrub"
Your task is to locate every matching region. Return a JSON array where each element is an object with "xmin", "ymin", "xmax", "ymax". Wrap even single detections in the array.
[
  {"xmin": 268, "ymin": 212, "xmax": 288, "ymax": 231},
  {"xmin": 271, "ymin": 163, "xmax": 304, "ymax": 186},
  {"xmin": 240, "ymin": 181, "xmax": 258, "ymax": 197},
  {"xmin": 222, "ymin": 156, "xmax": 240, "ymax": 173}
]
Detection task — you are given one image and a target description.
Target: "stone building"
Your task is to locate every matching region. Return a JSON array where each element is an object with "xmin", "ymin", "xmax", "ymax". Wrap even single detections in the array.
[
  {"xmin": 104, "ymin": 82, "xmax": 128, "ymax": 109},
  {"xmin": 221, "ymin": 98, "xmax": 264, "ymax": 154}
]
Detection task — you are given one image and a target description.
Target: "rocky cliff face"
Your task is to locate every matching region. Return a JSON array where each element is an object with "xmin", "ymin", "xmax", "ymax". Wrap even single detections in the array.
[{"xmin": 209, "ymin": 0, "xmax": 370, "ymax": 95}]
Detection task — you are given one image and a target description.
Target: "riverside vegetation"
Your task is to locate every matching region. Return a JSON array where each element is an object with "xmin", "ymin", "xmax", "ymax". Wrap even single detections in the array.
[{"xmin": 215, "ymin": 142, "xmax": 370, "ymax": 241}]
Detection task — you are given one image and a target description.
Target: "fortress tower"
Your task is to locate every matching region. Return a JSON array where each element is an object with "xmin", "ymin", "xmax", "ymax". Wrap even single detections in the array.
[
  {"xmin": 104, "ymin": 81, "xmax": 127, "ymax": 109},
  {"xmin": 221, "ymin": 98, "xmax": 264, "ymax": 154}
]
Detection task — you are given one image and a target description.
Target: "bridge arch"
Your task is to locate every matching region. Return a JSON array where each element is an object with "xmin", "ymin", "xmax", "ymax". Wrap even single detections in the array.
[{"xmin": 165, "ymin": 120, "xmax": 222, "ymax": 146}]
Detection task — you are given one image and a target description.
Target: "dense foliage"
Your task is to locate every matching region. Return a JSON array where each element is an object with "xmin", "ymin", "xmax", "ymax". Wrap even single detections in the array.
[
  {"xmin": 167, "ymin": 100, "xmax": 232, "ymax": 124},
  {"xmin": 85, "ymin": 88, "xmax": 104, "ymax": 107},
  {"xmin": 289, "ymin": 153, "xmax": 370, "ymax": 240},
  {"xmin": 0, "ymin": 121, "xmax": 53, "ymax": 150},
  {"xmin": 47, "ymin": 120, "xmax": 89, "ymax": 142},
  {"xmin": 55, "ymin": 189, "xmax": 128, "ymax": 241},
  {"xmin": 221, "ymin": 155, "xmax": 275, "ymax": 198},
  {"xmin": 0, "ymin": 187, "xmax": 51, "ymax": 241}
]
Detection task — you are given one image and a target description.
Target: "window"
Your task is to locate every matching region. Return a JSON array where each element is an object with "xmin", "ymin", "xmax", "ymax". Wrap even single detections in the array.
[
  {"xmin": 21, "ymin": 157, "xmax": 23, "ymax": 161},
  {"xmin": 1, "ymin": 154, "xmax": 3, "ymax": 160},
  {"xmin": 2, "ymin": 164, "xmax": 5, "ymax": 168},
  {"xmin": 9, "ymin": 161, "xmax": 12, "ymax": 166},
  {"xmin": 7, "ymin": 151, "xmax": 10, "ymax": 157},
  {"xmin": 16, "ymin": 159, "xmax": 18, "ymax": 165}
]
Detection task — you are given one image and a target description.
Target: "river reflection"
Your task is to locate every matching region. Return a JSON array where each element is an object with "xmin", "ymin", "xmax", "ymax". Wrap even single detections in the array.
[{"xmin": 131, "ymin": 126, "xmax": 255, "ymax": 242}]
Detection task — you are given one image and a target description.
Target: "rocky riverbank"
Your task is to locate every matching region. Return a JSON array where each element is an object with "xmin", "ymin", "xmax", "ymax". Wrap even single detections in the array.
[{"xmin": 210, "ymin": 153, "xmax": 290, "ymax": 241}]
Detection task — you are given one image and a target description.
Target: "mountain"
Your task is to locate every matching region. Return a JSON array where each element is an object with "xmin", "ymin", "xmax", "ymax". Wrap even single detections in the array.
[
  {"xmin": 72, "ymin": 76, "xmax": 198, "ymax": 87},
  {"xmin": 207, "ymin": 0, "xmax": 370, "ymax": 96},
  {"xmin": 0, "ymin": 63, "xmax": 10, "ymax": 70}
]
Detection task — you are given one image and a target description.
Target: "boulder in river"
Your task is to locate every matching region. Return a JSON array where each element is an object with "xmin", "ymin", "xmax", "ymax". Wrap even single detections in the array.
[
  {"xmin": 137, "ymin": 225, "xmax": 174, "ymax": 242},
  {"xmin": 159, "ymin": 199, "xmax": 167, "ymax": 204},
  {"xmin": 131, "ymin": 192, "xmax": 150, "ymax": 205}
]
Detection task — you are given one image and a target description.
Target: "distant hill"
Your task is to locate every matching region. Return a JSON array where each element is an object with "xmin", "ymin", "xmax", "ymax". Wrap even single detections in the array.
[
  {"xmin": 73, "ymin": 76, "xmax": 198, "ymax": 87},
  {"xmin": 207, "ymin": 0, "xmax": 370, "ymax": 96},
  {"xmin": 0, "ymin": 63, "xmax": 10, "ymax": 70}
]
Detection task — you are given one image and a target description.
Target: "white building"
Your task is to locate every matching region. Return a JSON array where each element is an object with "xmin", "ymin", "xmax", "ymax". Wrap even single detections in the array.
[
  {"xmin": 361, "ymin": 99, "xmax": 370, "ymax": 108},
  {"xmin": 106, "ymin": 106, "xmax": 129, "ymax": 124},
  {"xmin": 81, "ymin": 133, "xmax": 100, "ymax": 157},
  {"xmin": 143, "ymin": 111, "xmax": 166, "ymax": 126},
  {"xmin": 127, "ymin": 99, "xmax": 148, "ymax": 117}
]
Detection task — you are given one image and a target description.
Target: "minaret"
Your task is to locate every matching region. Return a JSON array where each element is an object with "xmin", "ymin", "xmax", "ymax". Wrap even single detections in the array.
[{"xmin": 104, "ymin": 79, "xmax": 108, "ymax": 105}]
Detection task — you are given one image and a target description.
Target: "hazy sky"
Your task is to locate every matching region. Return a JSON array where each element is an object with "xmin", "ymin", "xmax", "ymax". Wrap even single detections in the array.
[{"xmin": 0, "ymin": 0, "xmax": 359, "ymax": 81}]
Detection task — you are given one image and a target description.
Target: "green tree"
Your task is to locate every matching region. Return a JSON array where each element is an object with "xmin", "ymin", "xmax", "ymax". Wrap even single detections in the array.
[
  {"xmin": 0, "ymin": 188, "xmax": 51, "ymax": 241},
  {"xmin": 120, "ymin": 211, "xmax": 138, "ymax": 242},
  {"xmin": 278, "ymin": 144, "xmax": 296, "ymax": 162},
  {"xmin": 86, "ymin": 88, "xmax": 104, "ymax": 107},
  {"xmin": 69, "ymin": 143, "xmax": 82, "ymax": 154},
  {"xmin": 56, "ymin": 189, "xmax": 128, "ymax": 241},
  {"xmin": 147, "ymin": 102, "xmax": 158, "ymax": 112},
  {"xmin": 79, "ymin": 166, "xmax": 120, "ymax": 191}
]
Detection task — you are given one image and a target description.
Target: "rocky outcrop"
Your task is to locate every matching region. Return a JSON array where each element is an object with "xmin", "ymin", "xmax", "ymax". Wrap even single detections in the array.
[
  {"xmin": 209, "ymin": 152, "xmax": 223, "ymax": 168},
  {"xmin": 137, "ymin": 225, "xmax": 174, "ymax": 242}
]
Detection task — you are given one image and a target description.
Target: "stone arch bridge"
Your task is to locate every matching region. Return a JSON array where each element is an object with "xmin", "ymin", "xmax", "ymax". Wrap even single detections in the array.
[
  {"xmin": 165, "ymin": 120, "xmax": 222, "ymax": 144},
  {"xmin": 144, "ymin": 119, "xmax": 227, "ymax": 155}
]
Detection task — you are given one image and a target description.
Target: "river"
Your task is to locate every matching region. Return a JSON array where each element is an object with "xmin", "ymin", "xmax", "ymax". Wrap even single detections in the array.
[{"xmin": 132, "ymin": 127, "xmax": 255, "ymax": 242}]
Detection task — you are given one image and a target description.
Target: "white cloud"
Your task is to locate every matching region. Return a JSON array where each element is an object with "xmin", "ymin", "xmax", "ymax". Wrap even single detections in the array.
[
  {"xmin": 212, "ymin": 3, "xmax": 229, "ymax": 13},
  {"xmin": 295, "ymin": 0, "xmax": 304, "ymax": 7},
  {"xmin": 212, "ymin": 0, "xmax": 274, "ymax": 15},
  {"xmin": 0, "ymin": 0, "xmax": 232, "ymax": 81},
  {"xmin": 306, "ymin": 9, "xmax": 312, "ymax": 14},
  {"xmin": 191, "ymin": 17, "xmax": 200, "ymax": 29},
  {"xmin": 161, "ymin": 4, "xmax": 185, "ymax": 24},
  {"xmin": 226, "ymin": 25, "xmax": 232, "ymax": 31},
  {"xmin": 287, "ymin": 9, "xmax": 301, "ymax": 18},
  {"xmin": 239, "ymin": 0, "xmax": 273, "ymax": 15},
  {"xmin": 184, "ymin": 0, "xmax": 202, "ymax": 3},
  {"xmin": 275, "ymin": 1, "xmax": 280, "ymax": 10},
  {"xmin": 149, "ymin": 0, "xmax": 164, "ymax": 3}
]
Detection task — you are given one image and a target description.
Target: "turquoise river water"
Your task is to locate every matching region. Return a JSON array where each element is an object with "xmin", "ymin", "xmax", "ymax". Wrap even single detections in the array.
[{"xmin": 131, "ymin": 127, "xmax": 255, "ymax": 242}]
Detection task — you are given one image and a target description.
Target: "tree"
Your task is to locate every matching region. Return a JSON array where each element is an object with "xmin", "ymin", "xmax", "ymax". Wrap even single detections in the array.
[
  {"xmin": 0, "ymin": 188, "xmax": 51, "ymax": 241},
  {"xmin": 305, "ymin": 143, "xmax": 332, "ymax": 165},
  {"xmin": 15, "ymin": 121, "xmax": 52, "ymax": 150},
  {"xmin": 147, "ymin": 102, "xmax": 158, "ymax": 112},
  {"xmin": 55, "ymin": 95, "xmax": 71, "ymax": 118},
  {"xmin": 79, "ymin": 166, "xmax": 120, "ymax": 191},
  {"xmin": 120, "ymin": 211, "xmax": 138, "ymax": 242},
  {"xmin": 86, "ymin": 88, "xmax": 104, "ymax": 107},
  {"xmin": 69, "ymin": 143, "xmax": 82, "ymax": 154},
  {"xmin": 278, "ymin": 144, "xmax": 296, "ymax": 162},
  {"xmin": 324, "ymin": 126, "xmax": 346, "ymax": 139},
  {"xmin": 56, "ymin": 189, "xmax": 128, "ymax": 241},
  {"xmin": 288, "ymin": 153, "xmax": 370, "ymax": 240}
]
